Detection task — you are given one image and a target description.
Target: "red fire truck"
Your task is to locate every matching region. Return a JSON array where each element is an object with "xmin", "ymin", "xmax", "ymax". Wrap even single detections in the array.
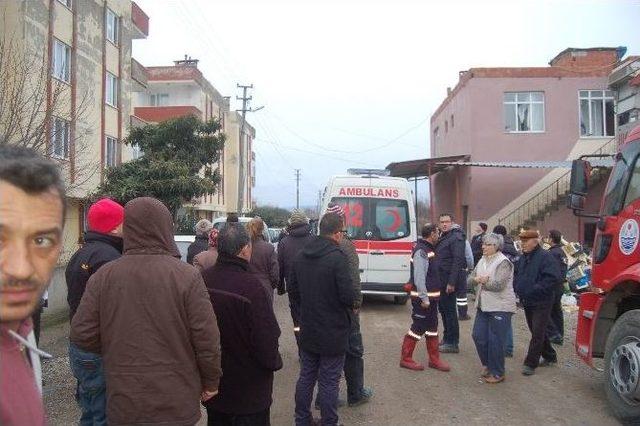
[{"xmin": 568, "ymin": 124, "xmax": 640, "ymax": 421}]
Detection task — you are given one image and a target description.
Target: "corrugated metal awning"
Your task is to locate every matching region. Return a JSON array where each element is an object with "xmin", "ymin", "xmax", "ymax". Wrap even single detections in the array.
[{"xmin": 436, "ymin": 159, "xmax": 614, "ymax": 168}]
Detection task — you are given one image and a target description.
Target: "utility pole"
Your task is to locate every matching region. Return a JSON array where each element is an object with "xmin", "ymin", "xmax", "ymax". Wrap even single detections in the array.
[
  {"xmin": 316, "ymin": 189, "xmax": 322, "ymax": 219},
  {"xmin": 295, "ymin": 169, "xmax": 301, "ymax": 209},
  {"xmin": 236, "ymin": 84, "xmax": 253, "ymax": 214}
]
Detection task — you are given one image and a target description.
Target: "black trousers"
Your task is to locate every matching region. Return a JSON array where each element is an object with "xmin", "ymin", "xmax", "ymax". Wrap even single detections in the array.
[
  {"xmin": 207, "ymin": 407, "xmax": 270, "ymax": 426},
  {"xmin": 546, "ymin": 287, "xmax": 564, "ymax": 339},
  {"xmin": 524, "ymin": 303, "xmax": 557, "ymax": 368},
  {"xmin": 438, "ymin": 290, "xmax": 459, "ymax": 345},
  {"xmin": 344, "ymin": 313, "xmax": 365, "ymax": 404}
]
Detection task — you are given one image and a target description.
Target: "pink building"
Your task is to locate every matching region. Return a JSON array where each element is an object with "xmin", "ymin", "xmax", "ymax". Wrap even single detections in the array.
[{"xmin": 428, "ymin": 47, "xmax": 623, "ymax": 242}]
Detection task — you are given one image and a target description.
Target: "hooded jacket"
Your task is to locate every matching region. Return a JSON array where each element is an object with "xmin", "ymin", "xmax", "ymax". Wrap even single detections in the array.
[
  {"xmin": 70, "ymin": 197, "xmax": 222, "ymax": 426},
  {"xmin": 202, "ymin": 253, "xmax": 282, "ymax": 415},
  {"xmin": 288, "ymin": 236, "xmax": 355, "ymax": 355},
  {"xmin": 436, "ymin": 224, "xmax": 467, "ymax": 290},
  {"xmin": 277, "ymin": 223, "xmax": 314, "ymax": 294},
  {"xmin": 66, "ymin": 231, "xmax": 123, "ymax": 320}
]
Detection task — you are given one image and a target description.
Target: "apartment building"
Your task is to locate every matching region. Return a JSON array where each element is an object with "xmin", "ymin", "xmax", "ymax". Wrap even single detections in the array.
[
  {"xmin": 428, "ymin": 47, "xmax": 623, "ymax": 241},
  {"xmin": 133, "ymin": 58, "xmax": 255, "ymax": 217},
  {"xmin": 609, "ymin": 55, "xmax": 640, "ymax": 141},
  {"xmin": 0, "ymin": 0, "xmax": 149, "ymax": 316}
]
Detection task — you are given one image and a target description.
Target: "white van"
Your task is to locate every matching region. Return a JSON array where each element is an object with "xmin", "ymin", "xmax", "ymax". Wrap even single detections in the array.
[{"xmin": 320, "ymin": 169, "xmax": 417, "ymax": 303}]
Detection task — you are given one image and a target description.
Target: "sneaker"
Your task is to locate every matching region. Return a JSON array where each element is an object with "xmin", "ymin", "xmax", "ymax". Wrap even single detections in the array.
[
  {"xmin": 480, "ymin": 366, "xmax": 490, "ymax": 378},
  {"xmin": 348, "ymin": 387, "xmax": 373, "ymax": 407},
  {"xmin": 521, "ymin": 365, "xmax": 535, "ymax": 376},
  {"xmin": 539, "ymin": 358, "xmax": 557, "ymax": 367},
  {"xmin": 459, "ymin": 315, "xmax": 472, "ymax": 321},
  {"xmin": 439, "ymin": 344, "xmax": 459, "ymax": 353},
  {"xmin": 484, "ymin": 375, "xmax": 505, "ymax": 384}
]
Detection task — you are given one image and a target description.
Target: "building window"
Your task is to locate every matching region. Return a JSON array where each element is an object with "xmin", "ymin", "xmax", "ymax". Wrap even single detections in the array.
[
  {"xmin": 106, "ymin": 72, "xmax": 118, "ymax": 107},
  {"xmin": 106, "ymin": 8, "xmax": 119, "ymax": 44},
  {"xmin": 503, "ymin": 92, "xmax": 545, "ymax": 133},
  {"xmin": 50, "ymin": 117, "xmax": 70, "ymax": 159},
  {"xmin": 445, "ymin": 120, "xmax": 448, "ymax": 133},
  {"xmin": 150, "ymin": 93, "xmax": 169, "ymax": 106},
  {"xmin": 105, "ymin": 136, "xmax": 118, "ymax": 168},
  {"xmin": 451, "ymin": 114, "xmax": 454, "ymax": 128},
  {"xmin": 52, "ymin": 39, "xmax": 71, "ymax": 83},
  {"xmin": 57, "ymin": 0, "xmax": 72, "ymax": 8},
  {"xmin": 131, "ymin": 144, "xmax": 143, "ymax": 160},
  {"xmin": 580, "ymin": 90, "xmax": 615, "ymax": 137}
]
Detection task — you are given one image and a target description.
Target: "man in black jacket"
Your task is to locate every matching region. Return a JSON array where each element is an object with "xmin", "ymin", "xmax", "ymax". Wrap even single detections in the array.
[
  {"xmin": 289, "ymin": 213, "xmax": 355, "ymax": 426},
  {"xmin": 65, "ymin": 198, "xmax": 124, "ymax": 425},
  {"xmin": 514, "ymin": 230, "xmax": 561, "ymax": 376},
  {"xmin": 546, "ymin": 230, "xmax": 568, "ymax": 345},
  {"xmin": 436, "ymin": 213, "xmax": 467, "ymax": 353},
  {"xmin": 187, "ymin": 219, "xmax": 212, "ymax": 264},
  {"xmin": 470, "ymin": 222, "xmax": 487, "ymax": 266},
  {"xmin": 202, "ymin": 223, "xmax": 282, "ymax": 425}
]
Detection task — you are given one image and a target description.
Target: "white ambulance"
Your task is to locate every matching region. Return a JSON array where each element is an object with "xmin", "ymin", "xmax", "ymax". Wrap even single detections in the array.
[{"xmin": 320, "ymin": 169, "xmax": 417, "ymax": 304}]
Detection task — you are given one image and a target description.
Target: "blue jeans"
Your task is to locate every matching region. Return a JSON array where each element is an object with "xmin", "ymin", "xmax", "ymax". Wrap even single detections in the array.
[
  {"xmin": 472, "ymin": 309, "xmax": 512, "ymax": 377},
  {"xmin": 69, "ymin": 343, "xmax": 107, "ymax": 426},
  {"xmin": 295, "ymin": 350, "xmax": 345, "ymax": 426},
  {"xmin": 505, "ymin": 317, "xmax": 514, "ymax": 355}
]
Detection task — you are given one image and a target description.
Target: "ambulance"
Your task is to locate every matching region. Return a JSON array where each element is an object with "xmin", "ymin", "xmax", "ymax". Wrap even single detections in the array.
[{"xmin": 320, "ymin": 169, "xmax": 417, "ymax": 303}]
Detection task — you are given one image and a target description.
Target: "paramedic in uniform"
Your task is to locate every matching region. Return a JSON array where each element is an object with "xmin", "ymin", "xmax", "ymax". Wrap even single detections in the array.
[{"xmin": 399, "ymin": 224, "xmax": 450, "ymax": 372}]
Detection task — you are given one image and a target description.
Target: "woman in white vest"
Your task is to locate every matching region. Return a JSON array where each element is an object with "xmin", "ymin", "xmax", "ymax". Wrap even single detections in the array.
[{"xmin": 468, "ymin": 233, "xmax": 516, "ymax": 384}]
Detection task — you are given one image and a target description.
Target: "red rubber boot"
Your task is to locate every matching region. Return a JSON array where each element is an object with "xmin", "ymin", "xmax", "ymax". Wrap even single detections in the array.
[
  {"xmin": 426, "ymin": 336, "xmax": 451, "ymax": 372},
  {"xmin": 400, "ymin": 335, "xmax": 425, "ymax": 371}
]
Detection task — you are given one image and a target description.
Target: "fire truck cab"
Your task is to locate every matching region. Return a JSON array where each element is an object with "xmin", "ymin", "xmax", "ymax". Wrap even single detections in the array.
[{"xmin": 568, "ymin": 125, "xmax": 640, "ymax": 421}]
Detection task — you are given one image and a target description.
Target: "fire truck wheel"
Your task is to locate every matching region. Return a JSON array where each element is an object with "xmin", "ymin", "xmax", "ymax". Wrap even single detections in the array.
[
  {"xmin": 604, "ymin": 309, "xmax": 640, "ymax": 422},
  {"xmin": 394, "ymin": 296, "xmax": 408, "ymax": 305}
]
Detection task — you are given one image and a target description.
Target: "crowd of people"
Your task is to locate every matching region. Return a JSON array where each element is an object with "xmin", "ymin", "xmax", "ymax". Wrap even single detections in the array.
[
  {"xmin": 402, "ymin": 215, "xmax": 567, "ymax": 384},
  {"xmin": 0, "ymin": 145, "xmax": 568, "ymax": 426}
]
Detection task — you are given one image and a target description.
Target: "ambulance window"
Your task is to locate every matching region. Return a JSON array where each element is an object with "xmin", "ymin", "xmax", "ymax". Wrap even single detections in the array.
[
  {"xmin": 624, "ymin": 156, "xmax": 640, "ymax": 208},
  {"xmin": 331, "ymin": 197, "xmax": 366, "ymax": 239},
  {"xmin": 371, "ymin": 199, "xmax": 409, "ymax": 241}
]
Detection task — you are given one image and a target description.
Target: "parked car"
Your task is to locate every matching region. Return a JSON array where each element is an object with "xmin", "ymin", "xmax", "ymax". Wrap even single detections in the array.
[
  {"xmin": 174, "ymin": 235, "xmax": 196, "ymax": 262},
  {"xmin": 211, "ymin": 216, "xmax": 272, "ymax": 242}
]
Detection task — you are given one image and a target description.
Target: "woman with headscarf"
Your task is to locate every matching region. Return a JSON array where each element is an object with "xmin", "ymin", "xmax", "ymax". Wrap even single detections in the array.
[
  {"xmin": 247, "ymin": 217, "xmax": 279, "ymax": 302},
  {"xmin": 193, "ymin": 228, "xmax": 219, "ymax": 273},
  {"xmin": 468, "ymin": 232, "xmax": 516, "ymax": 384}
]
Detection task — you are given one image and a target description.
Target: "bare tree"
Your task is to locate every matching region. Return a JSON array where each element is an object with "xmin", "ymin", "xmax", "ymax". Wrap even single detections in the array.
[{"xmin": 0, "ymin": 28, "xmax": 98, "ymax": 192}]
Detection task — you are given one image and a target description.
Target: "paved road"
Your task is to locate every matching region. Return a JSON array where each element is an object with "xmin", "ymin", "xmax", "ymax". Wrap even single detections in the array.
[{"xmin": 42, "ymin": 294, "xmax": 619, "ymax": 425}]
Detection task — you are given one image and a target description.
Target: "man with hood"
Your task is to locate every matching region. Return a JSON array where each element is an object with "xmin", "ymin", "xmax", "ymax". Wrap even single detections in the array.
[
  {"xmin": 436, "ymin": 213, "xmax": 467, "ymax": 353},
  {"xmin": 187, "ymin": 219, "xmax": 213, "ymax": 264},
  {"xmin": 66, "ymin": 198, "xmax": 124, "ymax": 425},
  {"xmin": 0, "ymin": 145, "xmax": 65, "ymax": 425},
  {"xmin": 289, "ymin": 212, "xmax": 355, "ymax": 426},
  {"xmin": 277, "ymin": 209, "xmax": 314, "ymax": 343},
  {"xmin": 70, "ymin": 197, "xmax": 222, "ymax": 425}
]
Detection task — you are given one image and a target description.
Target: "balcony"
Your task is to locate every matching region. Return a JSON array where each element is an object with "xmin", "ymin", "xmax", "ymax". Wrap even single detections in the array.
[
  {"xmin": 131, "ymin": 2, "xmax": 149, "ymax": 39},
  {"xmin": 131, "ymin": 58, "xmax": 147, "ymax": 91},
  {"xmin": 134, "ymin": 106, "xmax": 202, "ymax": 123}
]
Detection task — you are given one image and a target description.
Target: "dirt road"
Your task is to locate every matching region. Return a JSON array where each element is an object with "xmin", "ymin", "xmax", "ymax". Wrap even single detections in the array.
[{"xmin": 42, "ymin": 295, "xmax": 618, "ymax": 425}]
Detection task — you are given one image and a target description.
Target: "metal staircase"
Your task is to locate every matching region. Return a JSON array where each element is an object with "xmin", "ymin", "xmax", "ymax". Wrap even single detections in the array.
[{"xmin": 498, "ymin": 138, "xmax": 617, "ymax": 234}]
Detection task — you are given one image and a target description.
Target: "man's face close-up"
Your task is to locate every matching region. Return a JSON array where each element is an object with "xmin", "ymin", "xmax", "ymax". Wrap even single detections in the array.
[
  {"xmin": 439, "ymin": 216, "xmax": 452, "ymax": 233},
  {"xmin": 0, "ymin": 181, "xmax": 63, "ymax": 325},
  {"xmin": 520, "ymin": 237, "xmax": 539, "ymax": 253}
]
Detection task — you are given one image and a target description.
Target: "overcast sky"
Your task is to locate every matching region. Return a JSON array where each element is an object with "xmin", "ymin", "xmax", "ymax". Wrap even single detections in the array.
[{"xmin": 132, "ymin": 0, "xmax": 639, "ymax": 209}]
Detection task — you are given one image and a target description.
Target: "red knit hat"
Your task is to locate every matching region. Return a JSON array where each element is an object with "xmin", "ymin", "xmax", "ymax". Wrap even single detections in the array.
[{"xmin": 88, "ymin": 198, "xmax": 124, "ymax": 234}]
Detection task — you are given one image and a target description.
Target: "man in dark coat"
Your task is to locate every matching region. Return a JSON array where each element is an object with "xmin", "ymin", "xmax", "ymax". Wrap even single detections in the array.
[
  {"xmin": 66, "ymin": 198, "xmax": 124, "ymax": 425},
  {"xmin": 201, "ymin": 224, "xmax": 282, "ymax": 425},
  {"xmin": 514, "ymin": 230, "xmax": 561, "ymax": 376},
  {"xmin": 436, "ymin": 213, "xmax": 467, "ymax": 353},
  {"xmin": 326, "ymin": 202, "xmax": 373, "ymax": 407},
  {"xmin": 277, "ymin": 210, "xmax": 315, "ymax": 342},
  {"xmin": 71, "ymin": 197, "xmax": 222, "ymax": 426},
  {"xmin": 289, "ymin": 212, "xmax": 355, "ymax": 426},
  {"xmin": 470, "ymin": 222, "xmax": 487, "ymax": 266},
  {"xmin": 187, "ymin": 219, "xmax": 212, "ymax": 264},
  {"xmin": 546, "ymin": 230, "xmax": 568, "ymax": 345}
]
